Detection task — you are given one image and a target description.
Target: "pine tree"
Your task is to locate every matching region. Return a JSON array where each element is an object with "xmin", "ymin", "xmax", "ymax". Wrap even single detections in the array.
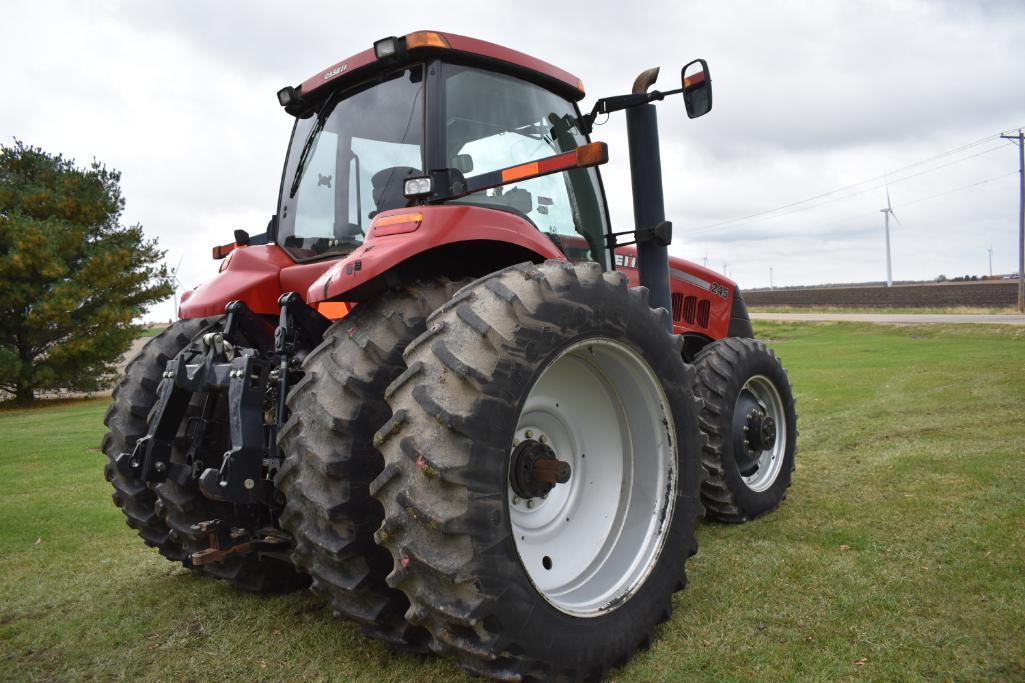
[{"xmin": 0, "ymin": 141, "xmax": 172, "ymax": 402}]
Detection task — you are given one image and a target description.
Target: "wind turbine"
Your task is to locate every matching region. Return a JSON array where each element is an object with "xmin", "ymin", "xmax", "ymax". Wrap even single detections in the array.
[{"xmin": 880, "ymin": 185, "xmax": 901, "ymax": 288}]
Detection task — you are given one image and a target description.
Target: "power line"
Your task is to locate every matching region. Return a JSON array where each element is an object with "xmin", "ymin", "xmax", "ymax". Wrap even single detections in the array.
[
  {"xmin": 689, "ymin": 144, "xmax": 1010, "ymax": 236},
  {"xmin": 689, "ymin": 126, "xmax": 1024, "ymax": 233},
  {"xmin": 714, "ymin": 170, "xmax": 1018, "ymax": 255},
  {"xmin": 900, "ymin": 170, "xmax": 1018, "ymax": 208}
]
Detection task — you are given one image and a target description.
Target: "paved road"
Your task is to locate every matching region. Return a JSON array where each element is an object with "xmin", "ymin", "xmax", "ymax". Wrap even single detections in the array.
[{"xmin": 750, "ymin": 312, "xmax": 1025, "ymax": 326}]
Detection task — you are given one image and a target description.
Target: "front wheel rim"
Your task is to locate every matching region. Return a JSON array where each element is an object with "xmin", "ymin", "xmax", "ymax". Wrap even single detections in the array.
[
  {"xmin": 737, "ymin": 375, "xmax": 787, "ymax": 492},
  {"xmin": 508, "ymin": 338, "xmax": 677, "ymax": 618}
]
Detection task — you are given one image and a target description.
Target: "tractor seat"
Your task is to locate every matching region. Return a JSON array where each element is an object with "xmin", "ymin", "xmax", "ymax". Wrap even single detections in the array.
[{"xmin": 371, "ymin": 166, "xmax": 420, "ymax": 216}]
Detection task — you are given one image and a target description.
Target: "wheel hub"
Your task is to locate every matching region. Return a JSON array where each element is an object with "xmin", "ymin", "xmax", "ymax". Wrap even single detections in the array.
[
  {"xmin": 509, "ymin": 439, "xmax": 571, "ymax": 500},
  {"xmin": 732, "ymin": 390, "xmax": 778, "ymax": 477},
  {"xmin": 747, "ymin": 409, "xmax": 777, "ymax": 451}
]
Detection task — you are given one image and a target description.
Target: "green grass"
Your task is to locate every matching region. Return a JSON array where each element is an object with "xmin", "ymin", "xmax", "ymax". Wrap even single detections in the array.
[
  {"xmin": 139, "ymin": 324, "xmax": 168, "ymax": 337},
  {"xmin": 2, "ymin": 322, "xmax": 1024, "ymax": 681},
  {"xmin": 750, "ymin": 305, "xmax": 1018, "ymax": 315}
]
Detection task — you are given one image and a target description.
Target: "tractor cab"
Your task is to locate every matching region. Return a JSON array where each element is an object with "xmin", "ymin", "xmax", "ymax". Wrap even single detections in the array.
[{"xmin": 275, "ymin": 31, "xmax": 610, "ymax": 269}]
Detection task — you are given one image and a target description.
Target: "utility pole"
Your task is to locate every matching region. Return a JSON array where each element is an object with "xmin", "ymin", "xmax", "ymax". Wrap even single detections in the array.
[
  {"xmin": 1000, "ymin": 129, "xmax": 1024, "ymax": 312},
  {"xmin": 988, "ymin": 246, "xmax": 993, "ymax": 277},
  {"xmin": 770, "ymin": 266, "xmax": 774, "ymax": 289}
]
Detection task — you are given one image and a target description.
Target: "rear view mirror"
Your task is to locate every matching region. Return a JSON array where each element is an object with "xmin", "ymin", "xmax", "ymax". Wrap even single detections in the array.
[{"xmin": 682, "ymin": 59, "xmax": 712, "ymax": 119}]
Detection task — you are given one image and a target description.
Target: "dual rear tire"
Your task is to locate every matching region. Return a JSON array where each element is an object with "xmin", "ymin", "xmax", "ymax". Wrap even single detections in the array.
[{"xmin": 279, "ymin": 261, "xmax": 704, "ymax": 679}]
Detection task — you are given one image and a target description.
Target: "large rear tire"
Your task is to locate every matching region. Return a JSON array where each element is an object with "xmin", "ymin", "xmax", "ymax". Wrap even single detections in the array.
[
  {"xmin": 103, "ymin": 317, "xmax": 305, "ymax": 592},
  {"xmin": 275, "ymin": 280, "xmax": 464, "ymax": 648},
  {"xmin": 102, "ymin": 318, "xmax": 219, "ymax": 562},
  {"xmin": 372, "ymin": 261, "xmax": 704, "ymax": 679},
  {"xmin": 693, "ymin": 337, "xmax": 797, "ymax": 522}
]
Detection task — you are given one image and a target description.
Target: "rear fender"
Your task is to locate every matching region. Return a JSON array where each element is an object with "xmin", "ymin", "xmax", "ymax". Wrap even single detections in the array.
[
  {"xmin": 307, "ymin": 205, "xmax": 564, "ymax": 304},
  {"xmin": 179, "ymin": 245, "xmax": 296, "ymax": 319}
]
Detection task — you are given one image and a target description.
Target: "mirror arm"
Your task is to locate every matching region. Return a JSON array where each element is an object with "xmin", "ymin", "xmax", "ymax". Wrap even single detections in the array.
[
  {"xmin": 605, "ymin": 221, "xmax": 673, "ymax": 249},
  {"xmin": 580, "ymin": 89, "xmax": 684, "ymax": 134}
]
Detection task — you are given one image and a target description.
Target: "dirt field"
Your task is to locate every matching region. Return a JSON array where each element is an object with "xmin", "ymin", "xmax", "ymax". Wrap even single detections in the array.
[{"xmin": 744, "ymin": 279, "xmax": 1018, "ymax": 308}]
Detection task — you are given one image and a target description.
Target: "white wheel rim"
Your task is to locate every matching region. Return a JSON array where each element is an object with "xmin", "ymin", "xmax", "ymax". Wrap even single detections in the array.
[
  {"xmin": 739, "ymin": 375, "xmax": 787, "ymax": 493},
  {"xmin": 508, "ymin": 338, "xmax": 677, "ymax": 617}
]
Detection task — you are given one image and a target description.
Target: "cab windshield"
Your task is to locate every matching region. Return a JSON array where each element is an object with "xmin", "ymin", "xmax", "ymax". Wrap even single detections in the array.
[{"xmin": 276, "ymin": 66, "xmax": 424, "ymax": 260}]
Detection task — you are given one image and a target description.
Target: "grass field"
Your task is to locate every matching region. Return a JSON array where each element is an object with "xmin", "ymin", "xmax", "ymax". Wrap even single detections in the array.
[
  {"xmin": 2, "ymin": 322, "xmax": 1023, "ymax": 681},
  {"xmin": 749, "ymin": 305, "xmax": 1019, "ymax": 315}
]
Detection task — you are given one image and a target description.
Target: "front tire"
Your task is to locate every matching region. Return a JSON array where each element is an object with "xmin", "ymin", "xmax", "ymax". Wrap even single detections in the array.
[
  {"xmin": 693, "ymin": 337, "xmax": 797, "ymax": 522},
  {"xmin": 372, "ymin": 261, "xmax": 704, "ymax": 679}
]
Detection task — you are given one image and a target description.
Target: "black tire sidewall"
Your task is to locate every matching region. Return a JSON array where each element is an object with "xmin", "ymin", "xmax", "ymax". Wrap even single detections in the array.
[{"xmin": 711, "ymin": 344, "xmax": 796, "ymax": 518}]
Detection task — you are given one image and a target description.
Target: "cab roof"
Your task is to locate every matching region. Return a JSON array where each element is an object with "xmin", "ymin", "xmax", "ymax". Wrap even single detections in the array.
[{"xmin": 296, "ymin": 30, "xmax": 586, "ymax": 104}]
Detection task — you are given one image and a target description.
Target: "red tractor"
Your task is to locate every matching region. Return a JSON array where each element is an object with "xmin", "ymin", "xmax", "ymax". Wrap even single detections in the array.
[{"xmin": 102, "ymin": 31, "xmax": 796, "ymax": 679}]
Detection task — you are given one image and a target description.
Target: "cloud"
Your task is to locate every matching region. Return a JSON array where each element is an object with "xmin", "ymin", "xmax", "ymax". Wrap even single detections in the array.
[{"xmin": 1, "ymin": 0, "xmax": 1022, "ymax": 313}]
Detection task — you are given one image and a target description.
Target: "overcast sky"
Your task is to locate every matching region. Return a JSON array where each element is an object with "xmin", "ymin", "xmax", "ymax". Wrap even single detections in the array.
[{"xmin": 2, "ymin": 1, "xmax": 1023, "ymax": 320}]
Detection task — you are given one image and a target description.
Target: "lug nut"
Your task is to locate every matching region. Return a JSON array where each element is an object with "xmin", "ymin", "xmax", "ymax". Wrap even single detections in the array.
[
  {"xmin": 512, "ymin": 496, "xmax": 521, "ymax": 505},
  {"xmin": 527, "ymin": 499, "xmax": 536, "ymax": 509},
  {"xmin": 525, "ymin": 430, "xmax": 534, "ymax": 439},
  {"xmin": 539, "ymin": 435, "xmax": 547, "ymax": 444}
]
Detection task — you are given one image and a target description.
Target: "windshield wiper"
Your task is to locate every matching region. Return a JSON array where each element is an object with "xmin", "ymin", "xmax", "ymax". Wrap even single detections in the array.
[{"xmin": 288, "ymin": 95, "xmax": 337, "ymax": 199}]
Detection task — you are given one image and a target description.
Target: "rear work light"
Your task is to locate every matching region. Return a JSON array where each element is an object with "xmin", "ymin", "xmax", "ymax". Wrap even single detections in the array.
[
  {"xmin": 375, "ymin": 31, "xmax": 450, "ymax": 61},
  {"xmin": 374, "ymin": 37, "xmax": 399, "ymax": 59},
  {"xmin": 276, "ymin": 86, "xmax": 301, "ymax": 107},
  {"xmin": 403, "ymin": 176, "xmax": 433, "ymax": 197}
]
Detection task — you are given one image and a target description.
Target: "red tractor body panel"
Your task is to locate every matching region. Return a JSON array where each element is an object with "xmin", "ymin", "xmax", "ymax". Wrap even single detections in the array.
[
  {"xmin": 613, "ymin": 247, "xmax": 736, "ymax": 340},
  {"xmin": 299, "ymin": 30, "xmax": 584, "ymax": 102},
  {"xmin": 179, "ymin": 244, "xmax": 296, "ymax": 318},
  {"xmin": 306, "ymin": 205, "xmax": 564, "ymax": 304},
  {"xmin": 179, "ymin": 219, "xmax": 738, "ymax": 343},
  {"xmin": 178, "ymin": 206, "xmax": 563, "ymax": 319}
]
